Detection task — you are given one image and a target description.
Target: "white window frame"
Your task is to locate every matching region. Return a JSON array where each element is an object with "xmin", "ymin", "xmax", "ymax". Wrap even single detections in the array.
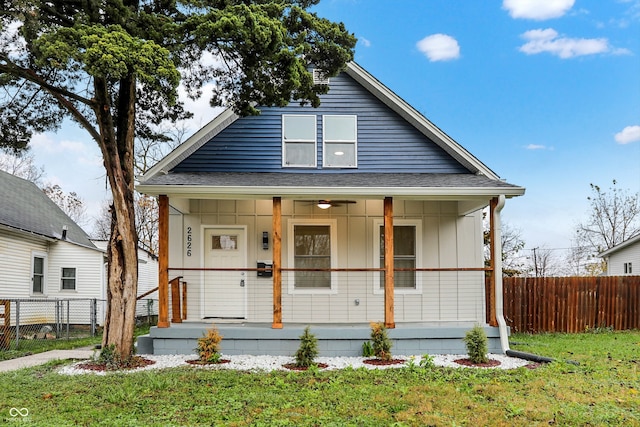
[
  {"xmin": 282, "ymin": 114, "xmax": 317, "ymax": 168},
  {"xmin": 31, "ymin": 251, "xmax": 48, "ymax": 296},
  {"xmin": 61, "ymin": 267, "xmax": 77, "ymax": 291},
  {"xmin": 287, "ymin": 218, "xmax": 338, "ymax": 294},
  {"xmin": 322, "ymin": 115, "xmax": 357, "ymax": 168},
  {"xmin": 372, "ymin": 219, "xmax": 422, "ymax": 295}
]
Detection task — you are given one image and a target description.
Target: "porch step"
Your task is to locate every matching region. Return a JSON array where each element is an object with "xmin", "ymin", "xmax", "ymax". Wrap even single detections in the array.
[{"xmin": 146, "ymin": 323, "xmax": 505, "ymax": 357}]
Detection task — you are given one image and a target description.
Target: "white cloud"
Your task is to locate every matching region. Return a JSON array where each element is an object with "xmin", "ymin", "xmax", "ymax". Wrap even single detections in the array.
[
  {"xmin": 359, "ymin": 37, "xmax": 371, "ymax": 48},
  {"xmin": 525, "ymin": 144, "xmax": 554, "ymax": 150},
  {"xmin": 519, "ymin": 28, "xmax": 611, "ymax": 58},
  {"xmin": 615, "ymin": 125, "xmax": 640, "ymax": 144},
  {"xmin": 503, "ymin": 0, "xmax": 575, "ymax": 20},
  {"xmin": 416, "ymin": 34, "xmax": 460, "ymax": 62}
]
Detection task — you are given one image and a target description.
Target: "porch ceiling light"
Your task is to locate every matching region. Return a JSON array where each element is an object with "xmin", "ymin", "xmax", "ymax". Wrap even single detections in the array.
[{"xmin": 317, "ymin": 201, "xmax": 332, "ymax": 209}]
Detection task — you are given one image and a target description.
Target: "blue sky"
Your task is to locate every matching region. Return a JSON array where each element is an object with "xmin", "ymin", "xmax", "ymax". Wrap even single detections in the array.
[{"xmin": 28, "ymin": 0, "xmax": 640, "ymax": 255}]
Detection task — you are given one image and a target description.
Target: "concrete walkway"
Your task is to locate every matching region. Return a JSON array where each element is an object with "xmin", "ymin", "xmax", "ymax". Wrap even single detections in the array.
[{"xmin": 0, "ymin": 347, "xmax": 97, "ymax": 373}]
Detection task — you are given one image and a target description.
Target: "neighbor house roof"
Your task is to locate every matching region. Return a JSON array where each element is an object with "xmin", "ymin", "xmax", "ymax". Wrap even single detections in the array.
[
  {"xmin": 599, "ymin": 233, "xmax": 640, "ymax": 258},
  {"xmin": 0, "ymin": 169, "xmax": 97, "ymax": 250}
]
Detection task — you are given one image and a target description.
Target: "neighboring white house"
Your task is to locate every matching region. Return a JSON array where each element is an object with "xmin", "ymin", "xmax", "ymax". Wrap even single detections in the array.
[
  {"xmin": 0, "ymin": 169, "xmax": 105, "ymax": 325},
  {"xmin": 599, "ymin": 233, "xmax": 640, "ymax": 276}
]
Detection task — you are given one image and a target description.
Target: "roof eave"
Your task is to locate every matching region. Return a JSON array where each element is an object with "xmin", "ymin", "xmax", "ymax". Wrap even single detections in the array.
[{"xmin": 137, "ymin": 184, "xmax": 525, "ymax": 200}]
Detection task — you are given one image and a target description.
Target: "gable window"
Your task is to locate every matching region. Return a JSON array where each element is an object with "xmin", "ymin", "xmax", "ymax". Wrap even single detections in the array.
[
  {"xmin": 373, "ymin": 220, "xmax": 422, "ymax": 294},
  {"xmin": 61, "ymin": 268, "xmax": 76, "ymax": 290},
  {"xmin": 282, "ymin": 115, "xmax": 316, "ymax": 167},
  {"xmin": 323, "ymin": 115, "xmax": 357, "ymax": 168},
  {"xmin": 287, "ymin": 219, "xmax": 337, "ymax": 294},
  {"xmin": 32, "ymin": 253, "xmax": 46, "ymax": 295}
]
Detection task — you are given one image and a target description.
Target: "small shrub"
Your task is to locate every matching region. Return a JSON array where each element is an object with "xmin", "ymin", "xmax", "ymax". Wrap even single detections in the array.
[
  {"xmin": 370, "ymin": 322, "xmax": 392, "ymax": 361},
  {"xmin": 419, "ymin": 354, "xmax": 435, "ymax": 369},
  {"xmin": 362, "ymin": 341, "xmax": 374, "ymax": 357},
  {"xmin": 196, "ymin": 325, "xmax": 223, "ymax": 363},
  {"xmin": 294, "ymin": 326, "xmax": 319, "ymax": 368},
  {"xmin": 464, "ymin": 324, "xmax": 488, "ymax": 364}
]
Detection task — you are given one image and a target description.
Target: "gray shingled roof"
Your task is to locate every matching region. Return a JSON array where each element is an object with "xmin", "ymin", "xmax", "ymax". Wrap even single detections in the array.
[
  {"xmin": 142, "ymin": 172, "xmax": 522, "ymax": 191},
  {"xmin": 0, "ymin": 169, "xmax": 97, "ymax": 250}
]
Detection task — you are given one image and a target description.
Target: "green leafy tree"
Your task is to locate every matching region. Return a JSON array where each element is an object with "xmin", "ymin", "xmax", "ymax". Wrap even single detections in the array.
[{"xmin": 0, "ymin": 0, "xmax": 355, "ymax": 360}]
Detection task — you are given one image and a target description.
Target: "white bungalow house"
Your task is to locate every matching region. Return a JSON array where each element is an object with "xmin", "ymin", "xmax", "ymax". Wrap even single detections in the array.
[
  {"xmin": 599, "ymin": 233, "xmax": 640, "ymax": 276},
  {"xmin": 0, "ymin": 169, "xmax": 104, "ymax": 326},
  {"xmin": 136, "ymin": 62, "xmax": 525, "ymax": 356}
]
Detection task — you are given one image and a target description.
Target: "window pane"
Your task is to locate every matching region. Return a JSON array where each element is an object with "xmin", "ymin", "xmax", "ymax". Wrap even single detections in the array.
[
  {"xmin": 33, "ymin": 257, "xmax": 43, "ymax": 275},
  {"xmin": 294, "ymin": 225, "xmax": 331, "ymax": 288},
  {"xmin": 379, "ymin": 225, "xmax": 417, "ymax": 289},
  {"xmin": 33, "ymin": 257, "xmax": 44, "ymax": 293},
  {"xmin": 284, "ymin": 116, "xmax": 316, "ymax": 141},
  {"xmin": 324, "ymin": 116, "xmax": 356, "ymax": 140},
  {"xmin": 62, "ymin": 267, "xmax": 76, "ymax": 290},
  {"xmin": 285, "ymin": 142, "xmax": 315, "ymax": 166},
  {"xmin": 324, "ymin": 142, "xmax": 356, "ymax": 167}
]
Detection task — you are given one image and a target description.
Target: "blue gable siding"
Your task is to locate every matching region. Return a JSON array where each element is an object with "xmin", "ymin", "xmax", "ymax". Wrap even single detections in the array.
[{"xmin": 172, "ymin": 73, "xmax": 470, "ymax": 174}]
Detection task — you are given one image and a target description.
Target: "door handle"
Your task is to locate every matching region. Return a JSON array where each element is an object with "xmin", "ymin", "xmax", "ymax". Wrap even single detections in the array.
[{"xmin": 240, "ymin": 279, "xmax": 245, "ymax": 287}]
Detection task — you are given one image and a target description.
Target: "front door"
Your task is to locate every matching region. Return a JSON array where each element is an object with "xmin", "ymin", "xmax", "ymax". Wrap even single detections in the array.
[{"xmin": 203, "ymin": 227, "xmax": 247, "ymax": 319}]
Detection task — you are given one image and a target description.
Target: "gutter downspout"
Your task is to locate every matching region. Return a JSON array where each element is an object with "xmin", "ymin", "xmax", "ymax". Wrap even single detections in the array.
[{"xmin": 493, "ymin": 194, "xmax": 510, "ymax": 353}]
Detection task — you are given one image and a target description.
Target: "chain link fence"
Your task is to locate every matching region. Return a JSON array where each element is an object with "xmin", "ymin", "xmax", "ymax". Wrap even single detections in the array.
[{"xmin": 0, "ymin": 298, "xmax": 158, "ymax": 351}]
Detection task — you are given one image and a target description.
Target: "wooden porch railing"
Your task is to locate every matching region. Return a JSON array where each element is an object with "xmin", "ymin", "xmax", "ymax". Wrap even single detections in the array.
[{"xmin": 136, "ymin": 278, "xmax": 187, "ymax": 323}]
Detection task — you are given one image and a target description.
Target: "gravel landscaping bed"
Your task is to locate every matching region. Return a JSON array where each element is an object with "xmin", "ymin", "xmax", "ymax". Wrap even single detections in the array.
[{"xmin": 58, "ymin": 353, "xmax": 532, "ymax": 375}]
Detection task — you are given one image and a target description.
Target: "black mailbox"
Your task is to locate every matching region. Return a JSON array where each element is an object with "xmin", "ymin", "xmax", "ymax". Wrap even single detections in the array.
[{"xmin": 257, "ymin": 262, "xmax": 273, "ymax": 278}]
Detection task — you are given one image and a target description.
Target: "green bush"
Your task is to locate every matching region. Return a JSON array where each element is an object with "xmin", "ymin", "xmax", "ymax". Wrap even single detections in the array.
[
  {"xmin": 196, "ymin": 325, "xmax": 223, "ymax": 363},
  {"xmin": 361, "ymin": 341, "xmax": 374, "ymax": 357},
  {"xmin": 370, "ymin": 322, "xmax": 392, "ymax": 361},
  {"xmin": 464, "ymin": 324, "xmax": 488, "ymax": 364},
  {"xmin": 294, "ymin": 326, "xmax": 319, "ymax": 368}
]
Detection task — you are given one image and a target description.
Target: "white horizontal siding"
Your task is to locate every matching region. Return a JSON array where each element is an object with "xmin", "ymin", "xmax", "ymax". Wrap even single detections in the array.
[
  {"xmin": 0, "ymin": 230, "xmax": 48, "ymax": 298},
  {"xmin": 607, "ymin": 242, "xmax": 640, "ymax": 276}
]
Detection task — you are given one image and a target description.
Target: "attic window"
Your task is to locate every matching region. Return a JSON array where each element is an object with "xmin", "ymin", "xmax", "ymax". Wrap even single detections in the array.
[
  {"xmin": 312, "ymin": 69, "xmax": 330, "ymax": 85},
  {"xmin": 282, "ymin": 115, "xmax": 317, "ymax": 167},
  {"xmin": 323, "ymin": 115, "xmax": 357, "ymax": 168}
]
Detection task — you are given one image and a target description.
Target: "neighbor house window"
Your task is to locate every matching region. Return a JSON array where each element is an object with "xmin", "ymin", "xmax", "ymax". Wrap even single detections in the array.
[
  {"xmin": 323, "ymin": 115, "xmax": 357, "ymax": 168},
  {"xmin": 288, "ymin": 219, "xmax": 337, "ymax": 293},
  {"xmin": 61, "ymin": 267, "xmax": 76, "ymax": 290},
  {"xmin": 373, "ymin": 220, "xmax": 422, "ymax": 293},
  {"xmin": 282, "ymin": 115, "xmax": 316, "ymax": 167},
  {"xmin": 624, "ymin": 262, "xmax": 633, "ymax": 275},
  {"xmin": 32, "ymin": 254, "xmax": 45, "ymax": 294}
]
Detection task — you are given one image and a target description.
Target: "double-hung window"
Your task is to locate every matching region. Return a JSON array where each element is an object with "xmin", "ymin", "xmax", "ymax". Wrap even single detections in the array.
[
  {"xmin": 282, "ymin": 115, "xmax": 316, "ymax": 167},
  {"xmin": 323, "ymin": 115, "xmax": 357, "ymax": 168},
  {"xmin": 61, "ymin": 267, "xmax": 77, "ymax": 290},
  {"xmin": 32, "ymin": 254, "xmax": 46, "ymax": 294},
  {"xmin": 624, "ymin": 262, "xmax": 633, "ymax": 275},
  {"xmin": 288, "ymin": 219, "xmax": 337, "ymax": 294},
  {"xmin": 373, "ymin": 220, "xmax": 422, "ymax": 294}
]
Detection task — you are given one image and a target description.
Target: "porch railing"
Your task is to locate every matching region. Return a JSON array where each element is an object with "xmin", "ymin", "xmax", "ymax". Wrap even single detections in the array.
[{"xmin": 167, "ymin": 266, "xmax": 491, "ymax": 324}]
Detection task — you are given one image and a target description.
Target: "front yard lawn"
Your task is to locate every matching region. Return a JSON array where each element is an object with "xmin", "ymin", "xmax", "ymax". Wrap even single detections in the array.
[{"xmin": 0, "ymin": 330, "xmax": 638, "ymax": 426}]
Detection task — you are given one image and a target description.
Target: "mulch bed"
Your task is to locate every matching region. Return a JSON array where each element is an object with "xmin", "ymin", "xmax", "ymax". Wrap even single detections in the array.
[
  {"xmin": 363, "ymin": 358, "xmax": 406, "ymax": 366},
  {"xmin": 282, "ymin": 363, "xmax": 329, "ymax": 371},
  {"xmin": 453, "ymin": 358, "xmax": 501, "ymax": 368},
  {"xmin": 76, "ymin": 356, "xmax": 156, "ymax": 372},
  {"xmin": 185, "ymin": 359, "xmax": 231, "ymax": 366}
]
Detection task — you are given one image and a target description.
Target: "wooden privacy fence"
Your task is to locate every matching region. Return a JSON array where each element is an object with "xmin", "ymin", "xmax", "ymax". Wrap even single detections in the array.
[{"xmin": 503, "ymin": 276, "xmax": 640, "ymax": 333}]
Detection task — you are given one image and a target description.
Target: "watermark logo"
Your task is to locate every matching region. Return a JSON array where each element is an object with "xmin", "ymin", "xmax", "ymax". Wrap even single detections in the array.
[{"xmin": 9, "ymin": 408, "xmax": 29, "ymax": 417}]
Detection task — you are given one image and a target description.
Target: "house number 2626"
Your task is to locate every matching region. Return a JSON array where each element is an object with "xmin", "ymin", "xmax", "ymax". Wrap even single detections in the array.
[{"xmin": 186, "ymin": 227, "xmax": 192, "ymax": 257}]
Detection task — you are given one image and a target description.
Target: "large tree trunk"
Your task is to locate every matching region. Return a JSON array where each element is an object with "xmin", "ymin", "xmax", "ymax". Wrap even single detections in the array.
[{"xmin": 94, "ymin": 75, "xmax": 139, "ymax": 360}]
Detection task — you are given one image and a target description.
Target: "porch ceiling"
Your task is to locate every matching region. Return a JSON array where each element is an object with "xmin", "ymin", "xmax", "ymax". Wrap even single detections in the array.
[{"xmin": 137, "ymin": 172, "xmax": 525, "ymax": 201}]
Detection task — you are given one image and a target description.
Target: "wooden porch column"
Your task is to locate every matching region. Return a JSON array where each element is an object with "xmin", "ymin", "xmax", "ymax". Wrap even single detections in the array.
[
  {"xmin": 272, "ymin": 197, "xmax": 283, "ymax": 329},
  {"xmin": 157, "ymin": 194, "xmax": 170, "ymax": 328},
  {"xmin": 487, "ymin": 197, "xmax": 498, "ymax": 327},
  {"xmin": 384, "ymin": 197, "xmax": 395, "ymax": 328}
]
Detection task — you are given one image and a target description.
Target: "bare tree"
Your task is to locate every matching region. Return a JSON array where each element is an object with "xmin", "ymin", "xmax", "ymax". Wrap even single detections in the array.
[
  {"xmin": 528, "ymin": 246, "xmax": 562, "ymax": 277},
  {"xmin": 42, "ymin": 184, "xmax": 88, "ymax": 228},
  {"xmin": 0, "ymin": 151, "xmax": 45, "ymax": 185},
  {"xmin": 576, "ymin": 180, "xmax": 640, "ymax": 252},
  {"xmin": 483, "ymin": 212, "xmax": 527, "ymax": 277}
]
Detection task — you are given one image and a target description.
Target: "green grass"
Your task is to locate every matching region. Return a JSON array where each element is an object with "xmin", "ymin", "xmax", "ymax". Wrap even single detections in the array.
[{"xmin": 0, "ymin": 331, "xmax": 638, "ymax": 426}]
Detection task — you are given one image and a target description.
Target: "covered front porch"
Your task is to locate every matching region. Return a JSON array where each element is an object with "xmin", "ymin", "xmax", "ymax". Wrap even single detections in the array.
[{"xmin": 136, "ymin": 194, "xmax": 510, "ymax": 356}]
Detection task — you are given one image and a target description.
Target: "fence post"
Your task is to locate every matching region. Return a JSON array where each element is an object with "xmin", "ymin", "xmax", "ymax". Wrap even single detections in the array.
[
  {"xmin": 90, "ymin": 299, "xmax": 97, "ymax": 337},
  {"xmin": 15, "ymin": 300, "xmax": 20, "ymax": 349},
  {"xmin": 66, "ymin": 299, "xmax": 70, "ymax": 340}
]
